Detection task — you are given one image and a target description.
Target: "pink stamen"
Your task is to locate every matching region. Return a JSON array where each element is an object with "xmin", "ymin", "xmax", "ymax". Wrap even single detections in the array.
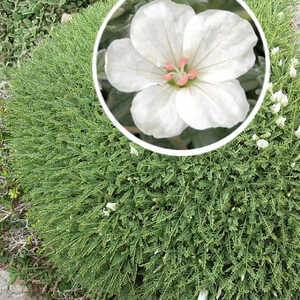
[
  {"xmin": 176, "ymin": 75, "xmax": 189, "ymax": 86},
  {"xmin": 163, "ymin": 73, "xmax": 173, "ymax": 81},
  {"xmin": 165, "ymin": 62, "xmax": 174, "ymax": 71},
  {"xmin": 187, "ymin": 69, "xmax": 198, "ymax": 79},
  {"xmin": 178, "ymin": 57, "xmax": 189, "ymax": 68}
]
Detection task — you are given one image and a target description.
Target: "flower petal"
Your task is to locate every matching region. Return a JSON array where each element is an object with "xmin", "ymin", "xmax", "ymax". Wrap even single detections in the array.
[
  {"xmin": 176, "ymin": 79, "xmax": 249, "ymax": 130},
  {"xmin": 131, "ymin": 85, "xmax": 187, "ymax": 138},
  {"xmin": 105, "ymin": 38, "xmax": 165, "ymax": 92},
  {"xmin": 130, "ymin": 0, "xmax": 195, "ymax": 67},
  {"xmin": 183, "ymin": 9, "xmax": 258, "ymax": 82}
]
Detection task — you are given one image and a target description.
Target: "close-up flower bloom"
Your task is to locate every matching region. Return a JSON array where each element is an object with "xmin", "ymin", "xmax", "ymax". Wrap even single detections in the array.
[
  {"xmin": 256, "ymin": 138, "xmax": 269, "ymax": 149},
  {"xmin": 105, "ymin": 0, "xmax": 258, "ymax": 138}
]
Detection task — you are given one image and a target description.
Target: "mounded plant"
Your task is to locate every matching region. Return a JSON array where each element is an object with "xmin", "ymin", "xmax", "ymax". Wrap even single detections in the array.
[{"xmin": 4, "ymin": 0, "xmax": 299, "ymax": 299}]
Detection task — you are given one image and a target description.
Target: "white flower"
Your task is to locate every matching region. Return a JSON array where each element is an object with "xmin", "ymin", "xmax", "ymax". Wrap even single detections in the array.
[
  {"xmin": 270, "ymin": 103, "xmax": 280, "ymax": 113},
  {"xmin": 61, "ymin": 13, "xmax": 72, "ymax": 23},
  {"xmin": 256, "ymin": 139, "xmax": 269, "ymax": 149},
  {"xmin": 278, "ymin": 59, "xmax": 283, "ymax": 67},
  {"xmin": 280, "ymin": 95, "xmax": 288, "ymax": 107},
  {"xmin": 106, "ymin": 202, "xmax": 117, "ymax": 211},
  {"xmin": 105, "ymin": 0, "xmax": 257, "ymax": 138},
  {"xmin": 271, "ymin": 47, "xmax": 280, "ymax": 55},
  {"xmin": 291, "ymin": 58, "xmax": 299, "ymax": 66},
  {"xmin": 103, "ymin": 209, "xmax": 110, "ymax": 217},
  {"xmin": 276, "ymin": 116, "xmax": 286, "ymax": 128},
  {"xmin": 291, "ymin": 162, "xmax": 296, "ymax": 168},
  {"xmin": 271, "ymin": 90, "xmax": 288, "ymax": 107},
  {"xmin": 252, "ymin": 134, "xmax": 258, "ymax": 141},
  {"xmin": 198, "ymin": 290, "xmax": 208, "ymax": 300},
  {"xmin": 130, "ymin": 145, "xmax": 139, "ymax": 155},
  {"xmin": 289, "ymin": 65, "xmax": 297, "ymax": 78},
  {"xmin": 295, "ymin": 126, "xmax": 300, "ymax": 138},
  {"xmin": 271, "ymin": 90, "xmax": 282, "ymax": 101}
]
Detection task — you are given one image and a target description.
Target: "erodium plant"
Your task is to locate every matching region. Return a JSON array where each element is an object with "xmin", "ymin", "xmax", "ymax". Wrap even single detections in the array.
[{"xmin": 105, "ymin": 0, "xmax": 258, "ymax": 138}]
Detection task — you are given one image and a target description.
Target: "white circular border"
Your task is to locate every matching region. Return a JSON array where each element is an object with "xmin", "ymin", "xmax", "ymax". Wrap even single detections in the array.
[{"xmin": 92, "ymin": 0, "xmax": 270, "ymax": 157}]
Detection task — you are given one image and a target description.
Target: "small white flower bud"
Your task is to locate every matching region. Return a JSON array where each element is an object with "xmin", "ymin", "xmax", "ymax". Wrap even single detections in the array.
[
  {"xmin": 106, "ymin": 202, "xmax": 117, "ymax": 211},
  {"xmin": 130, "ymin": 145, "xmax": 139, "ymax": 155},
  {"xmin": 256, "ymin": 139, "xmax": 269, "ymax": 149},
  {"xmin": 103, "ymin": 209, "xmax": 110, "ymax": 217},
  {"xmin": 61, "ymin": 13, "xmax": 72, "ymax": 23},
  {"xmin": 276, "ymin": 116, "xmax": 286, "ymax": 128},
  {"xmin": 270, "ymin": 103, "xmax": 281, "ymax": 113},
  {"xmin": 252, "ymin": 134, "xmax": 258, "ymax": 141},
  {"xmin": 271, "ymin": 90, "xmax": 282, "ymax": 101},
  {"xmin": 291, "ymin": 58, "xmax": 299, "ymax": 66},
  {"xmin": 271, "ymin": 47, "xmax": 280, "ymax": 55},
  {"xmin": 289, "ymin": 65, "xmax": 297, "ymax": 78},
  {"xmin": 280, "ymin": 95, "xmax": 288, "ymax": 107},
  {"xmin": 268, "ymin": 82, "xmax": 273, "ymax": 92},
  {"xmin": 278, "ymin": 59, "xmax": 283, "ymax": 67},
  {"xmin": 272, "ymin": 90, "xmax": 288, "ymax": 107}
]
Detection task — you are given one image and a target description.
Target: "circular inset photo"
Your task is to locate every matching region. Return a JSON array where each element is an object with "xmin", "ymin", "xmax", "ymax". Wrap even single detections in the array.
[{"xmin": 92, "ymin": 0, "xmax": 270, "ymax": 156}]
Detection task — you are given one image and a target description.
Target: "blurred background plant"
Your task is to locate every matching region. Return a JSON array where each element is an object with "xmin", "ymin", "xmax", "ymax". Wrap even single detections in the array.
[{"xmin": 97, "ymin": 0, "xmax": 266, "ymax": 150}]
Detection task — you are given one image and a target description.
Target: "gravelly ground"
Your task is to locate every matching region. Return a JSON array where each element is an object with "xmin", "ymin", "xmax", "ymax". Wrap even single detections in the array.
[{"xmin": 0, "ymin": 269, "xmax": 29, "ymax": 300}]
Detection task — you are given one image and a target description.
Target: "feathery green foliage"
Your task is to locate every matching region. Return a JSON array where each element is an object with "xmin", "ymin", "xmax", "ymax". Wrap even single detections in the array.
[
  {"xmin": 0, "ymin": 0, "xmax": 98, "ymax": 66},
  {"xmin": 4, "ymin": 0, "xmax": 300, "ymax": 299}
]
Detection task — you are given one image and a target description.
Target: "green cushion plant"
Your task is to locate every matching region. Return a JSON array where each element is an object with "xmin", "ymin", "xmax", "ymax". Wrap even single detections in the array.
[{"xmin": 4, "ymin": 0, "xmax": 299, "ymax": 299}]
